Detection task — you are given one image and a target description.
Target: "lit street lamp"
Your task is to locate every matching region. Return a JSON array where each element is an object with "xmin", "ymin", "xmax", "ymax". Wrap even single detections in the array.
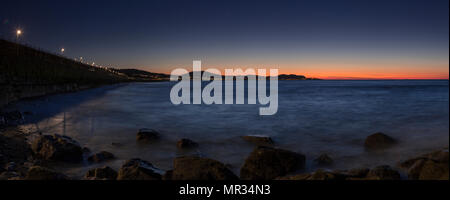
[
  {"xmin": 16, "ymin": 29, "xmax": 22, "ymax": 41},
  {"xmin": 61, "ymin": 48, "xmax": 65, "ymax": 54}
]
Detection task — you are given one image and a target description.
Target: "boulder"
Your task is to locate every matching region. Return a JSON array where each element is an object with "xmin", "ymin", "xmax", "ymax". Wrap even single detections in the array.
[
  {"xmin": 399, "ymin": 149, "xmax": 449, "ymax": 180},
  {"xmin": 241, "ymin": 135, "xmax": 274, "ymax": 146},
  {"xmin": 171, "ymin": 156, "xmax": 238, "ymax": 180},
  {"xmin": 0, "ymin": 171, "xmax": 21, "ymax": 180},
  {"xmin": 176, "ymin": 139, "xmax": 199, "ymax": 149},
  {"xmin": 364, "ymin": 132, "xmax": 397, "ymax": 150},
  {"xmin": 25, "ymin": 166, "xmax": 69, "ymax": 180},
  {"xmin": 31, "ymin": 134, "xmax": 83, "ymax": 162},
  {"xmin": 136, "ymin": 129, "xmax": 160, "ymax": 142},
  {"xmin": 314, "ymin": 154, "xmax": 333, "ymax": 166},
  {"xmin": 365, "ymin": 165, "xmax": 401, "ymax": 180},
  {"xmin": 85, "ymin": 166, "xmax": 118, "ymax": 180},
  {"xmin": 240, "ymin": 146, "xmax": 306, "ymax": 180},
  {"xmin": 0, "ymin": 132, "xmax": 32, "ymax": 165},
  {"xmin": 88, "ymin": 151, "xmax": 115, "ymax": 163},
  {"xmin": 117, "ymin": 158, "xmax": 162, "ymax": 180}
]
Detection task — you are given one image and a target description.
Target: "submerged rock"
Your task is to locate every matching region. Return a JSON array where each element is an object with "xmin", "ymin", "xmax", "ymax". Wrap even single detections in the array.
[
  {"xmin": 314, "ymin": 154, "xmax": 334, "ymax": 166},
  {"xmin": 88, "ymin": 151, "xmax": 115, "ymax": 163},
  {"xmin": 240, "ymin": 146, "xmax": 306, "ymax": 180},
  {"xmin": 136, "ymin": 129, "xmax": 160, "ymax": 142},
  {"xmin": 85, "ymin": 166, "xmax": 118, "ymax": 180},
  {"xmin": 176, "ymin": 139, "xmax": 199, "ymax": 149},
  {"xmin": 171, "ymin": 156, "xmax": 238, "ymax": 180},
  {"xmin": 25, "ymin": 166, "xmax": 69, "ymax": 180},
  {"xmin": 399, "ymin": 149, "xmax": 449, "ymax": 180},
  {"xmin": 31, "ymin": 134, "xmax": 83, "ymax": 162},
  {"xmin": 364, "ymin": 132, "xmax": 397, "ymax": 150},
  {"xmin": 241, "ymin": 135, "xmax": 274, "ymax": 146},
  {"xmin": 117, "ymin": 158, "xmax": 162, "ymax": 180}
]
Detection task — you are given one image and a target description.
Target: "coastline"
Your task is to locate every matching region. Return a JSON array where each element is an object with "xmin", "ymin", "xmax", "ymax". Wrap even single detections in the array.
[{"xmin": 0, "ymin": 124, "xmax": 448, "ymax": 180}]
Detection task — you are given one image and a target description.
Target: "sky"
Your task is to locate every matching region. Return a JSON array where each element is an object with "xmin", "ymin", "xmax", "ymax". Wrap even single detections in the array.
[{"xmin": 1, "ymin": 0, "xmax": 448, "ymax": 79}]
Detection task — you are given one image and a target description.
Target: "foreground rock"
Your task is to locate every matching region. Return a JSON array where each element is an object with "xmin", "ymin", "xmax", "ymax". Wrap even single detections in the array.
[
  {"xmin": 136, "ymin": 129, "xmax": 160, "ymax": 142},
  {"xmin": 399, "ymin": 149, "xmax": 449, "ymax": 180},
  {"xmin": 85, "ymin": 166, "xmax": 118, "ymax": 180},
  {"xmin": 240, "ymin": 146, "xmax": 306, "ymax": 180},
  {"xmin": 278, "ymin": 166, "xmax": 400, "ymax": 180},
  {"xmin": 365, "ymin": 165, "xmax": 401, "ymax": 180},
  {"xmin": 241, "ymin": 135, "xmax": 274, "ymax": 146},
  {"xmin": 171, "ymin": 156, "xmax": 238, "ymax": 180},
  {"xmin": 314, "ymin": 154, "xmax": 334, "ymax": 166},
  {"xmin": 364, "ymin": 132, "xmax": 397, "ymax": 150},
  {"xmin": 176, "ymin": 139, "xmax": 199, "ymax": 149},
  {"xmin": 117, "ymin": 158, "xmax": 162, "ymax": 180},
  {"xmin": 25, "ymin": 166, "xmax": 69, "ymax": 180},
  {"xmin": 31, "ymin": 134, "xmax": 83, "ymax": 162},
  {"xmin": 88, "ymin": 151, "xmax": 115, "ymax": 163},
  {"xmin": 0, "ymin": 130, "xmax": 32, "ymax": 166}
]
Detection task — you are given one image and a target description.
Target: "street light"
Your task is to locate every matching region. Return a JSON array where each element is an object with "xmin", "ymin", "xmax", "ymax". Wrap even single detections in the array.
[
  {"xmin": 16, "ymin": 29, "xmax": 22, "ymax": 41},
  {"xmin": 61, "ymin": 48, "xmax": 65, "ymax": 54}
]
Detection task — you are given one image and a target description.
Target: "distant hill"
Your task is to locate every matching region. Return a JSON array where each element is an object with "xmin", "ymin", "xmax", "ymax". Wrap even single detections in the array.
[
  {"xmin": 181, "ymin": 71, "xmax": 320, "ymax": 80},
  {"xmin": 111, "ymin": 69, "xmax": 170, "ymax": 81}
]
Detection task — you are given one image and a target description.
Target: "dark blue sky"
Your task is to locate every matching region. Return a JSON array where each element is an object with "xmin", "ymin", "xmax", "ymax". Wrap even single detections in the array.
[{"xmin": 1, "ymin": 0, "xmax": 448, "ymax": 78}]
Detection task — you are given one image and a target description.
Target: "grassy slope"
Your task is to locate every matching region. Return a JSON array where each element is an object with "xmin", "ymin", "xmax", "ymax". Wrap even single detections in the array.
[{"xmin": 0, "ymin": 39, "xmax": 128, "ymax": 85}]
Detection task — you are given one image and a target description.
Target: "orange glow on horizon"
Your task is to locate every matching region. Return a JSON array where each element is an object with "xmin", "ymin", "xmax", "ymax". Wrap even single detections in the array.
[{"xmin": 137, "ymin": 60, "xmax": 449, "ymax": 80}]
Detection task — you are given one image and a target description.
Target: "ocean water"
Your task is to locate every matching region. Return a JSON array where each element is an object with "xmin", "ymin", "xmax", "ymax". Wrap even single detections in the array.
[{"xmin": 14, "ymin": 80, "xmax": 449, "ymax": 178}]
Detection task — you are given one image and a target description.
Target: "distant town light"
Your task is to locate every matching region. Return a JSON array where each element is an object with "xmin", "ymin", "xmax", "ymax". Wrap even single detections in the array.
[
  {"xmin": 61, "ymin": 48, "xmax": 65, "ymax": 53},
  {"xmin": 16, "ymin": 30, "xmax": 22, "ymax": 36}
]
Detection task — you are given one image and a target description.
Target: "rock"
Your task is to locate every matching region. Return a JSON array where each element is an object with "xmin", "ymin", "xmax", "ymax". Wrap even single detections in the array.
[
  {"xmin": 31, "ymin": 134, "xmax": 83, "ymax": 162},
  {"xmin": 136, "ymin": 129, "xmax": 160, "ymax": 142},
  {"xmin": 365, "ymin": 165, "xmax": 401, "ymax": 180},
  {"xmin": 0, "ymin": 111, "xmax": 23, "ymax": 126},
  {"xmin": 415, "ymin": 159, "xmax": 449, "ymax": 180},
  {"xmin": 0, "ymin": 171, "xmax": 21, "ymax": 180},
  {"xmin": 279, "ymin": 166, "xmax": 398, "ymax": 181},
  {"xmin": 241, "ymin": 135, "xmax": 274, "ymax": 146},
  {"xmin": 5, "ymin": 162, "xmax": 17, "ymax": 171},
  {"xmin": 117, "ymin": 158, "xmax": 162, "ymax": 180},
  {"xmin": 276, "ymin": 173, "xmax": 311, "ymax": 180},
  {"xmin": 364, "ymin": 132, "xmax": 397, "ymax": 150},
  {"xmin": 400, "ymin": 149, "xmax": 449, "ymax": 180},
  {"xmin": 176, "ymin": 139, "xmax": 199, "ymax": 149},
  {"xmin": 88, "ymin": 151, "xmax": 115, "ymax": 163},
  {"xmin": 0, "ymin": 130, "xmax": 32, "ymax": 164},
  {"xmin": 85, "ymin": 166, "xmax": 118, "ymax": 180},
  {"xmin": 171, "ymin": 156, "xmax": 238, "ymax": 180},
  {"xmin": 82, "ymin": 147, "xmax": 91, "ymax": 154},
  {"xmin": 162, "ymin": 170, "xmax": 173, "ymax": 180},
  {"xmin": 240, "ymin": 146, "xmax": 306, "ymax": 180},
  {"xmin": 25, "ymin": 166, "xmax": 69, "ymax": 180},
  {"xmin": 342, "ymin": 168, "xmax": 370, "ymax": 178},
  {"xmin": 314, "ymin": 154, "xmax": 333, "ymax": 166}
]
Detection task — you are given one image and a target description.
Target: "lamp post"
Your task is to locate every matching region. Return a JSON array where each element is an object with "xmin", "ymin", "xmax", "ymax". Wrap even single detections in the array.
[
  {"xmin": 61, "ymin": 48, "xmax": 65, "ymax": 55},
  {"xmin": 16, "ymin": 29, "xmax": 22, "ymax": 56},
  {"xmin": 16, "ymin": 29, "xmax": 22, "ymax": 40}
]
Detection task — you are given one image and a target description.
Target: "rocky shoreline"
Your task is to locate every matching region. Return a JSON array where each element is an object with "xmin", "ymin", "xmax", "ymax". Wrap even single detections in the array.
[{"xmin": 0, "ymin": 123, "xmax": 448, "ymax": 180}]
